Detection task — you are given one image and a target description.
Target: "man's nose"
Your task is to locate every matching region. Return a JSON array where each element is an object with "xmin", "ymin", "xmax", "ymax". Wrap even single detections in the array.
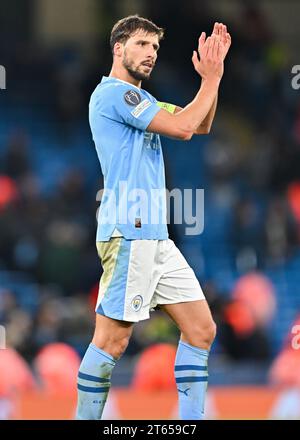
[
  {"xmin": 146, "ymin": 48, "xmax": 156, "ymax": 58},
  {"xmin": 146, "ymin": 51, "xmax": 156, "ymax": 62}
]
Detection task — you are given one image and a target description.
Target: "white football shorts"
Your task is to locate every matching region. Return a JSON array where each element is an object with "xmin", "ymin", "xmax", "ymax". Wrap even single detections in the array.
[{"xmin": 95, "ymin": 237, "xmax": 205, "ymax": 322}]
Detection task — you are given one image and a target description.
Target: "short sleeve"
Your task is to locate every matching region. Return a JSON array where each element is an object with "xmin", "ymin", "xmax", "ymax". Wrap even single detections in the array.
[{"xmin": 96, "ymin": 83, "xmax": 161, "ymax": 131}]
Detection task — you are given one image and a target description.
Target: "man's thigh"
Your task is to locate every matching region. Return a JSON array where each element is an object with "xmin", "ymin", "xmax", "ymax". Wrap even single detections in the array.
[
  {"xmin": 160, "ymin": 299, "xmax": 214, "ymax": 334},
  {"xmin": 92, "ymin": 313, "xmax": 134, "ymax": 346}
]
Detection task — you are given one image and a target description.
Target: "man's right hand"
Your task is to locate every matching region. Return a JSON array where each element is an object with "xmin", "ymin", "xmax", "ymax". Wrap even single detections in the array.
[
  {"xmin": 192, "ymin": 33, "xmax": 224, "ymax": 81},
  {"xmin": 147, "ymin": 32, "xmax": 225, "ymax": 141}
]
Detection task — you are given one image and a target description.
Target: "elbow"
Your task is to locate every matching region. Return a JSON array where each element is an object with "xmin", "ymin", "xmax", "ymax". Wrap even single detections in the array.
[
  {"xmin": 182, "ymin": 133, "xmax": 193, "ymax": 141},
  {"xmin": 198, "ymin": 124, "xmax": 211, "ymax": 135},
  {"xmin": 173, "ymin": 117, "xmax": 194, "ymax": 140},
  {"xmin": 180, "ymin": 130, "xmax": 193, "ymax": 141},
  {"xmin": 202, "ymin": 126, "xmax": 211, "ymax": 135}
]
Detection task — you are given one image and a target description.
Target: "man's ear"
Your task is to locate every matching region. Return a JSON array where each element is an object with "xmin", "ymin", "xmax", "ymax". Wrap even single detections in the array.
[{"xmin": 114, "ymin": 42, "xmax": 123, "ymax": 57}]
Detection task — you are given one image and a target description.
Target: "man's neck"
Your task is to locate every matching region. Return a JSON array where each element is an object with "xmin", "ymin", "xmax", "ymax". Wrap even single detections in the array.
[{"xmin": 109, "ymin": 66, "xmax": 142, "ymax": 88}]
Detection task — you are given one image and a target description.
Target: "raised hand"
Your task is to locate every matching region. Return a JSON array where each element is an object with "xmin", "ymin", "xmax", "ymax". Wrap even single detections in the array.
[
  {"xmin": 212, "ymin": 22, "xmax": 231, "ymax": 60},
  {"xmin": 192, "ymin": 33, "xmax": 224, "ymax": 80}
]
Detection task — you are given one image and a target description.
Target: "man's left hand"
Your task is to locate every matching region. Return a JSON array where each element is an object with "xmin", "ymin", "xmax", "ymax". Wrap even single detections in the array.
[{"xmin": 212, "ymin": 22, "xmax": 231, "ymax": 60}]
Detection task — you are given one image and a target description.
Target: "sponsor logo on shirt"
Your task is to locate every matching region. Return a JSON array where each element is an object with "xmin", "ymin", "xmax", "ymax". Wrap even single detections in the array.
[
  {"xmin": 131, "ymin": 99, "xmax": 152, "ymax": 118},
  {"xmin": 124, "ymin": 90, "xmax": 141, "ymax": 106}
]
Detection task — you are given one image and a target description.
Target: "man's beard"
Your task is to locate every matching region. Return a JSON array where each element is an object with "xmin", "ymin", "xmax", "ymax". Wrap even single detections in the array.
[{"xmin": 122, "ymin": 53, "xmax": 151, "ymax": 81}]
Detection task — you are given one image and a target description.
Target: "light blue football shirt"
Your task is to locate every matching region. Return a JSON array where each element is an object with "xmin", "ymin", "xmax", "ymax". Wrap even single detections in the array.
[{"xmin": 89, "ymin": 76, "xmax": 169, "ymax": 241}]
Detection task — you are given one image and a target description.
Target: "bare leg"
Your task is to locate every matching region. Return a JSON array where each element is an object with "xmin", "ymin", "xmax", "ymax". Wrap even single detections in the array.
[
  {"xmin": 76, "ymin": 314, "xmax": 134, "ymax": 419},
  {"xmin": 160, "ymin": 299, "xmax": 216, "ymax": 350},
  {"xmin": 92, "ymin": 313, "xmax": 134, "ymax": 360}
]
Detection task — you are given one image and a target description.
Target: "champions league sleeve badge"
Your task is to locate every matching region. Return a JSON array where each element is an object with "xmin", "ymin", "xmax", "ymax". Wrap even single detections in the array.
[{"xmin": 124, "ymin": 90, "xmax": 142, "ymax": 106}]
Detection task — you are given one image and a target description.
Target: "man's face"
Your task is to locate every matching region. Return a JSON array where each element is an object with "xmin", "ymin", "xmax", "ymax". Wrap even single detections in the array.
[{"xmin": 121, "ymin": 30, "xmax": 159, "ymax": 81}]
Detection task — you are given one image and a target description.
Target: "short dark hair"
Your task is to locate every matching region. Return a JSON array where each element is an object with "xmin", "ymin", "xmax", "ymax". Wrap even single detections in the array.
[{"xmin": 110, "ymin": 14, "xmax": 164, "ymax": 54}]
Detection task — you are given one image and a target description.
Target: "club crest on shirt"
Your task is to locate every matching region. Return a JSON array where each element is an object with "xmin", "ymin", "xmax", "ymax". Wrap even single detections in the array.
[
  {"xmin": 131, "ymin": 295, "xmax": 143, "ymax": 312},
  {"xmin": 124, "ymin": 90, "xmax": 141, "ymax": 106}
]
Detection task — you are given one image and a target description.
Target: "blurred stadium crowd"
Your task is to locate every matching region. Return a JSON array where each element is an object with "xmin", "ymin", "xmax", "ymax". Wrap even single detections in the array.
[{"xmin": 1, "ymin": 0, "xmax": 300, "ymax": 401}]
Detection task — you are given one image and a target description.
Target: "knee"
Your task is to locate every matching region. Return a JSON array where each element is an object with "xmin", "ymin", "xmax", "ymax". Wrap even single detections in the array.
[
  {"xmin": 92, "ymin": 334, "xmax": 131, "ymax": 360},
  {"xmin": 110, "ymin": 336, "xmax": 130, "ymax": 360},
  {"xmin": 197, "ymin": 320, "xmax": 217, "ymax": 347},
  {"xmin": 206, "ymin": 320, "xmax": 217, "ymax": 344},
  {"xmin": 182, "ymin": 320, "xmax": 217, "ymax": 349}
]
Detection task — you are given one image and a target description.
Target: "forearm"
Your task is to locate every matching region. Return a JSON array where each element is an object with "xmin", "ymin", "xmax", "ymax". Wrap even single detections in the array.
[
  {"xmin": 195, "ymin": 92, "xmax": 218, "ymax": 134},
  {"xmin": 174, "ymin": 77, "xmax": 220, "ymax": 135}
]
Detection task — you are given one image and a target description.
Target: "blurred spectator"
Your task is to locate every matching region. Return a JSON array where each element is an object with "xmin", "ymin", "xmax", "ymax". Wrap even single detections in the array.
[
  {"xmin": 2, "ymin": 131, "xmax": 30, "ymax": 179},
  {"xmin": 58, "ymin": 294, "xmax": 94, "ymax": 355},
  {"xmin": 0, "ymin": 347, "xmax": 37, "ymax": 396},
  {"xmin": 269, "ymin": 315, "xmax": 300, "ymax": 387},
  {"xmin": 269, "ymin": 345, "xmax": 300, "ymax": 388},
  {"xmin": 217, "ymin": 272, "xmax": 276, "ymax": 360},
  {"xmin": 268, "ymin": 316, "xmax": 300, "ymax": 418},
  {"xmin": 5, "ymin": 308, "xmax": 34, "ymax": 357},
  {"xmin": 34, "ymin": 343, "xmax": 80, "ymax": 394},
  {"xmin": 131, "ymin": 343, "xmax": 177, "ymax": 390},
  {"xmin": 237, "ymin": 4, "xmax": 272, "ymax": 56},
  {"xmin": 218, "ymin": 298, "xmax": 271, "ymax": 360},
  {"xmin": 0, "ymin": 175, "xmax": 19, "ymax": 212},
  {"xmin": 231, "ymin": 197, "xmax": 263, "ymax": 270},
  {"xmin": 263, "ymin": 195, "xmax": 298, "ymax": 265},
  {"xmin": 0, "ymin": 347, "xmax": 37, "ymax": 419},
  {"xmin": 38, "ymin": 220, "xmax": 88, "ymax": 293},
  {"xmin": 287, "ymin": 181, "xmax": 300, "ymax": 242},
  {"xmin": 0, "ymin": 289, "xmax": 17, "ymax": 321},
  {"xmin": 54, "ymin": 48, "xmax": 85, "ymax": 136},
  {"xmin": 232, "ymin": 272, "xmax": 276, "ymax": 327},
  {"xmin": 32, "ymin": 296, "xmax": 65, "ymax": 349}
]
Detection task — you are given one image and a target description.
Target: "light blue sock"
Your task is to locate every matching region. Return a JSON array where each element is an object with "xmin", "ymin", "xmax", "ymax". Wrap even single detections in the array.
[
  {"xmin": 76, "ymin": 343, "xmax": 116, "ymax": 420},
  {"xmin": 174, "ymin": 340, "xmax": 209, "ymax": 420}
]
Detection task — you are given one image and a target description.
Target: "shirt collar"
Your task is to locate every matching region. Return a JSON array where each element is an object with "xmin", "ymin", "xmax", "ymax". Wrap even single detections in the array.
[{"xmin": 101, "ymin": 76, "xmax": 141, "ymax": 91}]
